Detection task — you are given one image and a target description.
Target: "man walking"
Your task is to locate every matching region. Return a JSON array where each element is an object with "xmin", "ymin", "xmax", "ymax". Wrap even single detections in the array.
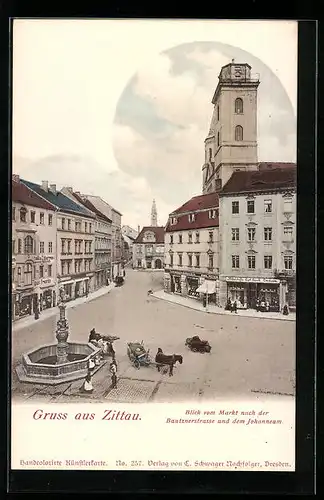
[{"xmin": 110, "ymin": 360, "xmax": 117, "ymax": 389}]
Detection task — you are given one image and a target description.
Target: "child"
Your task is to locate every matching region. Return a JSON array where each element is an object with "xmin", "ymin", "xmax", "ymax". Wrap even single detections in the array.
[{"xmin": 80, "ymin": 373, "xmax": 94, "ymax": 393}]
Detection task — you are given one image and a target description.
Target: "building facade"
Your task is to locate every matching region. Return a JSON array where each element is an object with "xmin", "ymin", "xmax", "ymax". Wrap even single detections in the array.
[
  {"xmin": 121, "ymin": 225, "xmax": 138, "ymax": 262},
  {"xmin": 164, "ymin": 193, "xmax": 220, "ymax": 303},
  {"xmin": 21, "ymin": 179, "xmax": 96, "ymax": 302},
  {"xmin": 62, "ymin": 188, "xmax": 112, "ymax": 289},
  {"xmin": 84, "ymin": 195, "xmax": 123, "ymax": 280},
  {"xmin": 218, "ymin": 165, "xmax": 296, "ymax": 311},
  {"xmin": 202, "ymin": 62, "xmax": 259, "ymax": 194},
  {"xmin": 12, "ymin": 175, "xmax": 57, "ymax": 320},
  {"xmin": 133, "ymin": 226, "xmax": 165, "ymax": 269}
]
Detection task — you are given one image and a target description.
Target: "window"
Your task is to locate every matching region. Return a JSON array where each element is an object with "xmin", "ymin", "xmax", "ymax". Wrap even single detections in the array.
[
  {"xmin": 170, "ymin": 254, "xmax": 173, "ymax": 266},
  {"xmin": 188, "ymin": 213, "xmax": 195, "ymax": 223},
  {"xmin": 24, "ymin": 235, "xmax": 34, "ymax": 254},
  {"xmin": 89, "ymin": 224, "xmax": 92, "ymax": 233},
  {"xmin": 178, "ymin": 254, "xmax": 182, "ymax": 266},
  {"xmin": 283, "ymin": 198, "xmax": 292, "ymax": 213},
  {"xmin": 179, "ymin": 234, "xmax": 182, "ymax": 244},
  {"xmin": 264, "ymin": 199, "xmax": 272, "ymax": 213},
  {"xmin": 67, "ymin": 240, "xmax": 71, "ymax": 254},
  {"xmin": 188, "ymin": 254, "xmax": 192, "ymax": 267},
  {"xmin": 248, "ymin": 255, "xmax": 256, "ymax": 269},
  {"xmin": 195, "ymin": 231, "xmax": 200, "ymax": 243},
  {"xmin": 61, "ymin": 238, "xmax": 66, "ymax": 254},
  {"xmin": 12, "ymin": 240, "xmax": 15, "ymax": 254},
  {"xmin": 217, "ymin": 105, "xmax": 220, "ymax": 121},
  {"xmin": 232, "ymin": 228, "xmax": 239, "ymax": 241},
  {"xmin": 235, "ymin": 125, "xmax": 243, "ymax": 141},
  {"xmin": 18, "ymin": 239, "xmax": 22, "ymax": 254},
  {"xmin": 209, "ymin": 231, "xmax": 213, "ymax": 243},
  {"xmin": 247, "ymin": 200, "xmax": 255, "ymax": 213},
  {"xmin": 232, "ymin": 255, "xmax": 240, "ymax": 268},
  {"xmin": 208, "ymin": 254, "xmax": 214, "ymax": 268},
  {"xmin": 209, "ymin": 148, "xmax": 212, "ymax": 160},
  {"xmin": 20, "ymin": 208, "xmax": 27, "ymax": 222},
  {"xmin": 188, "ymin": 233, "xmax": 192, "ymax": 244},
  {"xmin": 48, "ymin": 214, "xmax": 53, "ymax": 226},
  {"xmin": 283, "ymin": 226, "xmax": 293, "ymax": 241},
  {"xmin": 40, "ymin": 242, "xmax": 44, "ymax": 253},
  {"xmin": 40, "ymin": 212, "xmax": 44, "ymax": 225},
  {"xmin": 67, "ymin": 219, "xmax": 71, "ymax": 230},
  {"xmin": 232, "ymin": 201, "xmax": 239, "ymax": 214},
  {"xmin": 217, "ymin": 131, "xmax": 220, "ymax": 146},
  {"xmin": 48, "ymin": 265, "xmax": 52, "ymax": 277},
  {"xmin": 12, "ymin": 207, "xmax": 16, "ymax": 221},
  {"xmin": 284, "ymin": 255, "xmax": 293, "ymax": 269},
  {"xmin": 247, "ymin": 228, "xmax": 256, "ymax": 241},
  {"xmin": 39, "ymin": 265, "xmax": 44, "ymax": 278},
  {"xmin": 30, "ymin": 211, "xmax": 36, "ymax": 223},
  {"xmin": 24, "ymin": 263, "xmax": 33, "ymax": 285},
  {"xmin": 62, "ymin": 218, "xmax": 66, "ymax": 230},
  {"xmin": 170, "ymin": 217, "xmax": 177, "ymax": 225},
  {"xmin": 48, "ymin": 241, "xmax": 53, "ymax": 253},
  {"xmin": 209, "ymin": 209, "xmax": 217, "ymax": 219},
  {"xmin": 85, "ymin": 222, "xmax": 88, "ymax": 232},
  {"xmin": 61, "ymin": 261, "xmax": 65, "ymax": 275},
  {"xmin": 235, "ymin": 98, "xmax": 243, "ymax": 114},
  {"xmin": 195, "ymin": 254, "xmax": 200, "ymax": 267},
  {"xmin": 264, "ymin": 255, "xmax": 273, "ymax": 269},
  {"xmin": 264, "ymin": 227, "xmax": 272, "ymax": 241}
]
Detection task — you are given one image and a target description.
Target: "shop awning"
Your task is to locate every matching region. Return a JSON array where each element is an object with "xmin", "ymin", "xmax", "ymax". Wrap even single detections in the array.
[{"xmin": 196, "ymin": 280, "xmax": 216, "ymax": 294}]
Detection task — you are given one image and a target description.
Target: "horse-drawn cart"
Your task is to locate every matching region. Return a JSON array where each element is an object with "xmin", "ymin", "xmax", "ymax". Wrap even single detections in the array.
[{"xmin": 127, "ymin": 341, "xmax": 152, "ymax": 369}]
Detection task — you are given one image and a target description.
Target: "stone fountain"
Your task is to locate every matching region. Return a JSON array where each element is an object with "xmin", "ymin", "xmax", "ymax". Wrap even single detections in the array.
[{"xmin": 16, "ymin": 288, "xmax": 104, "ymax": 385}]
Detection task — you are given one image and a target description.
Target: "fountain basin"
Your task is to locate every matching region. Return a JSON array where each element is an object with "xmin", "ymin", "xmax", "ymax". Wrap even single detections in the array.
[{"xmin": 16, "ymin": 342, "xmax": 103, "ymax": 385}]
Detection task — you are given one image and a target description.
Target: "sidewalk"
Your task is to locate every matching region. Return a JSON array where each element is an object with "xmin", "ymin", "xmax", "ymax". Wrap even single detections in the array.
[
  {"xmin": 151, "ymin": 290, "xmax": 296, "ymax": 322},
  {"xmin": 12, "ymin": 282, "xmax": 116, "ymax": 332}
]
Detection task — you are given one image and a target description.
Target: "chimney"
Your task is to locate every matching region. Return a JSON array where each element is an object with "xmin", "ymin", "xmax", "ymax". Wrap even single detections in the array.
[
  {"xmin": 49, "ymin": 184, "xmax": 57, "ymax": 194},
  {"xmin": 12, "ymin": 174, "xmax": 20, "ymax": 183},
  {"xmin": 42, "ymin": 180, "xmax": 48, "ymax": 192}
]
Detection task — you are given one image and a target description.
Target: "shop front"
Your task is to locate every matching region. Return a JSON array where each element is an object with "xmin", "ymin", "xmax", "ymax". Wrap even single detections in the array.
[
  {"xmin": 171, "ymin": 274, "xmax": 182, "ymax": 294},
  {"xmin": 186, "ymin": 275, "xmax": 200, "ymax": 298},
  {"xmin": 59, "ymin": 278, "xmax": 74, "ymax": 302},
  {"xmin": 14, "ymin": 289, "xmax": 35, "ymax": 319},
  {"xmin": 224, "ymin": 277, "xmax": 281, "ymax": 311},
  {"xmin": 75, "ymin": 277, "xmax": 90, "ymax": 298}
]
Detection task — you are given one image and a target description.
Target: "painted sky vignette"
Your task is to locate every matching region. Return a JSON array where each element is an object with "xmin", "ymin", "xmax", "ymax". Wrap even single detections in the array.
[{"xmin": 13, "ymin": 28, "xmax": 296, "ymax": 229}]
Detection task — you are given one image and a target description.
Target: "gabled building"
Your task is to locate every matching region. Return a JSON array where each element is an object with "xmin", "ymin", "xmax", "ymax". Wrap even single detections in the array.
[
  {"xmin": 132, "ymin": 201, "xmax": 164, "ymax": 270},
  {"xmin": 21, "ymin": 179, "xmax": 96, "ymax": 301},
  {"xmin": 61, "ymin": 188, "xmax": 112, "ymax": 288},
  {"xmin": 218, "ymin": 164, "xmax": 296, "ymax": 311},
  {"xmin": 12, "ymin": 175, "xmax": 57, "ymax": 320},
  {"xmin": 164, "ymin": 193, "xmax": 220, "ymax": 302}
]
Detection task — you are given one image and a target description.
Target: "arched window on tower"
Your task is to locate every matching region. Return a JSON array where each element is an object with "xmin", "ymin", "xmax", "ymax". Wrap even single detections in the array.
[
  {"xmin": 235, "ymin": 98, "xmax": 243, "ymax": 114},
  {"xmin": 217, "ymin": 131, "xmax": 220, "ymax": 146},
  {"xmin": 217, "ymin": 105, "xmax": 220, "ymax": 121},
  {"xmin": 208, "ymin": 148, "xmax": 212, "ymax": 160},
  {"xmin": 235, "ymin": 125, "xmax": 243, "ymax": 141}
]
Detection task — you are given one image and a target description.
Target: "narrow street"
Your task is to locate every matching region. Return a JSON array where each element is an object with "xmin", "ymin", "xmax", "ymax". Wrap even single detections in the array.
[{"xmin": 12, "ymin": 270, "xmax": 295, "ymax": 402}]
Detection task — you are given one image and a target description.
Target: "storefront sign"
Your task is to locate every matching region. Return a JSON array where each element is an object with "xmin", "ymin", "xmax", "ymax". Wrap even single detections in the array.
[
  {"xmin": 40, "ymin": 278, "xmax": 54, "ymax": 287},
  {"xmin": 202, "ymin": 274, "xmax": 217, "ymax": 280},
  {"xmin": 225, "ymin": 276, "xmax": 280, "ymax": 284}
]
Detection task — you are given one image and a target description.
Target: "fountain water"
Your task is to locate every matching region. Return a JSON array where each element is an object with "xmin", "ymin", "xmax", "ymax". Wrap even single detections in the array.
[{"xmin": 16, "ymin": 288, "xmax": 104, "ymax": 385}]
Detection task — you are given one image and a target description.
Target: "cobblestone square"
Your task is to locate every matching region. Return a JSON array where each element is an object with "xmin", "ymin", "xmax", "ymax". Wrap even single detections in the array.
[{"xmin": 12, "ymin": 270, "xmax": 295, "ymax": 403}]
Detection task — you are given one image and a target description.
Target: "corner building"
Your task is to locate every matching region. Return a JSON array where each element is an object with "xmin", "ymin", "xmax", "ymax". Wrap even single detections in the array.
[{"xmin": 164, "ymin": 193, "xmax": 220, "ymax": 303}]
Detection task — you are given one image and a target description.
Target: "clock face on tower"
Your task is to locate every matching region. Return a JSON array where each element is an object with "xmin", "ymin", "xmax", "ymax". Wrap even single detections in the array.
[{"xmin": 234, "ymin": 66, "xmax": 244, "ymax": 78}]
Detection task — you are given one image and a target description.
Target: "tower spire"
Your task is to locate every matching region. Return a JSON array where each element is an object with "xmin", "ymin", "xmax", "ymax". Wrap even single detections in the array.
[{"xmin": 151, "ymin": 199, "xmax": 157, "ymax": 226}]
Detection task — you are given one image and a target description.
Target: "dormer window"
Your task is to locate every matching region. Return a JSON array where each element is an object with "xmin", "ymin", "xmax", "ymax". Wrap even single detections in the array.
[
  {"xmin": 208, "ymin": 209, "xmax": 217, "ymax": 219},
  {"xmin": 170, "ymin": 217, "xmax": 177, "ymax": 225},
  {"xmin": 188, "ymin": 213, "xmax": 195, "ymax": 223}
]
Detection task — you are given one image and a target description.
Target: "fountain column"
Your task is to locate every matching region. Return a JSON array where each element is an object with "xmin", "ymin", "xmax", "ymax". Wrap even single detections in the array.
[{"xmin": 56, "ymin": 287, "xmax": 70, "ymax": 364}]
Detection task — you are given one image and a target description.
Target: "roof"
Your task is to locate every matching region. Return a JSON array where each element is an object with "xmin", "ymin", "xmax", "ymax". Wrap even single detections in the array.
[
  {"xmin": 171, "ymin": 193, "xmax": 219, "ymax": 215},
  {"xmin": 165, "ymin": 210, "xmax": 219, "ymax": 233},
  {"xmin": 12, "ymin": 179, "xmax": 55, "ymax": 210},
  {"xmin": 134, "ymin": 226, "xmax": 165, "ymax": 244},
  {"xmin": 72, "ymin": 192, "xmax": 112, "ymax": 223},
  {"xmin": 220, "ymin": 167, "xmax": 296, "ymax": 196},
  {"xmin": 21, "ymin": 179, "xmax": 95, "ymax": 218},
  {"xmin": 258, "ymin": 162, "xmax": 296, "ymax": 171}
]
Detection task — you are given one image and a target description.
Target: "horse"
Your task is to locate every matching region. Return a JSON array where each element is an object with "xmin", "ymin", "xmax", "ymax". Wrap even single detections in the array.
[{"xmin": 155, "ymin": 349, "xmax": 183, "ymax": 377}]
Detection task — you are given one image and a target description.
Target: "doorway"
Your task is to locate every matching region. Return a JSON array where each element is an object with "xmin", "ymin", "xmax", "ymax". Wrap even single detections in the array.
[{"xmin": 247, "ymin": 283, "xmax": 257, "ymax": 309}]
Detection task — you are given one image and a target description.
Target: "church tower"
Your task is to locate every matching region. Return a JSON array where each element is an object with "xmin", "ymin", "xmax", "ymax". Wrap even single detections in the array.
[
  {"xmin": 202, "ymin": 61, "xmax": 260, "ymax": 194},
  {"xmin": 151, "ymin": 199, "xmax": 157, "ymax": 226}
]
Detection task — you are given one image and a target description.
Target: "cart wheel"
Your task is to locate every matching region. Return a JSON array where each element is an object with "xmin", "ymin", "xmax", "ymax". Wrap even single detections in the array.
[{"xmin": 134, "ymin": 359, "xmax": 140, "ymax": 369}]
